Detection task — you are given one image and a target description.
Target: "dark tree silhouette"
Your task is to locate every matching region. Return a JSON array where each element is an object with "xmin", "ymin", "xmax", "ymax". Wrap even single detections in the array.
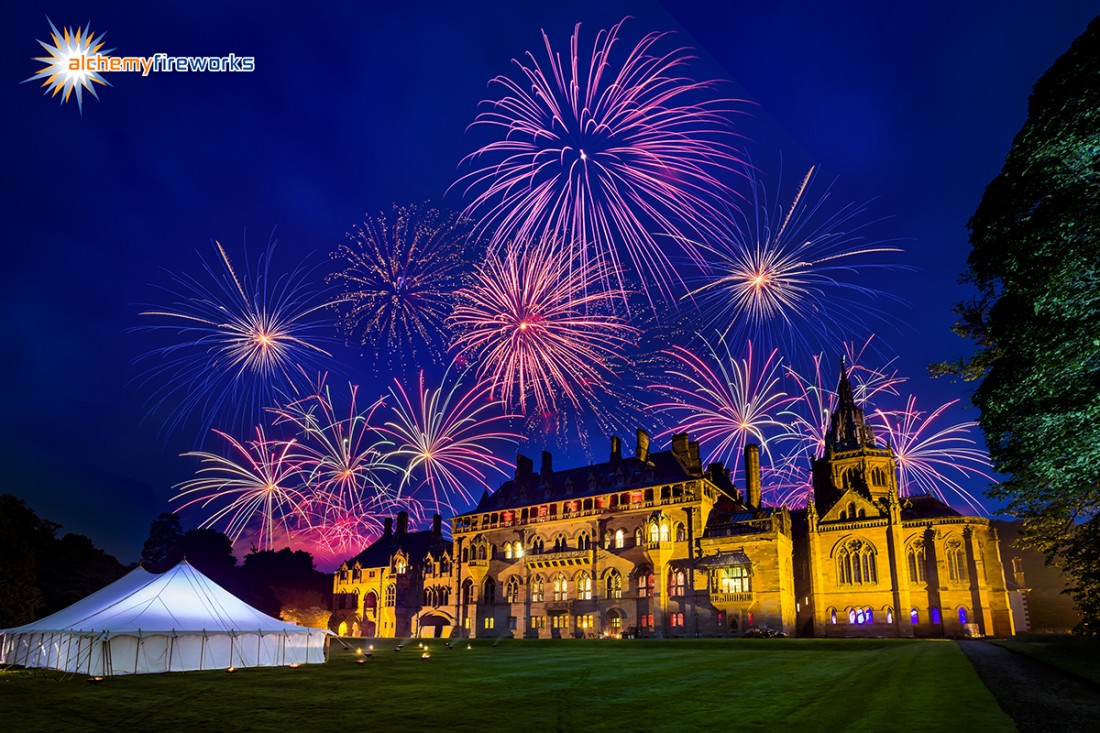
[
  {"xmin": 939, "ymin": 16, "xmax": 1100, "ymax": 633},
  {"xmin": 141, "ymin": 512, "xmax": 184, "ymax": 573}
]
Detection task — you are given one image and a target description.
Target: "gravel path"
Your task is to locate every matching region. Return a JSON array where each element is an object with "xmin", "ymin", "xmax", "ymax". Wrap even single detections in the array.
[{"xmin": 958, "ymin": 640, "xmax": 1100, "ymax": 733}]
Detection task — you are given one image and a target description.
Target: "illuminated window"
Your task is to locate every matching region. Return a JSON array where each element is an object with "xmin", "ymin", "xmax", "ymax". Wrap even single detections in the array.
[
  {"xmin": 615, "ymin": 529, "xmax": 625, "ymax": 549},
  {"xmin": 531, "ymin": 616, "xmax": 545, "ymax": 630},
  {"xmin": 484, "ymin": 617, "xmax": 494, "ymax": 630},
  {"xmin": 609, "ymin": 614, "xmax": 622, "ymax": 632},
  {"xmin": 717, "ymin": 566, "xmax": 751, "ymax": 593},
  {"xmin": 958, "ymin": 607, "xmax": 969, "ymax": 625},
  {"xmin": 385, "ymin": 584, "xmax": 396, "ymax": 606},
  {"xmin": 606, "ymin": 570, "xmax": 622, "ymax": 599},
  {"xmin": 830, "ymin": 609, "xmax": 837, "ymax": 624},
  {"xmin": 576, "ymin": 614, "xmax": 593, "ymax": 630},
  {"xmin": 649, "ymin": 523, "xmax": 659, "ymax": 544},
  {"xmin": 849, "ymin": 606, "xmax": 873, "ymax": 624},
  {"xmin": 553, "ymin": 574, "xmax": 568, "ymax": 601},
  {"xmin": 668, "ymin": 570, "xmax": 686, "ymax": 597},
  {"xmin": 931, "ymin": 607, "xmax": 941, "ymax": 624},
  {"xmin": 530, "ymin": 577, "xmax": 544, "ymax": 602},
  {"xmin": 910, "ymin": 608, "xmax": 919, "ymax": 625},
  {"xmin": 671, "ymin": 613, "xmax": 684, "ymax": 628},
  {"xmin": 659, "ymin": 522, "xmax": 670, "ymax": 543},
  {"xmin": 638, "ymin": 571, "xmax": 655, "ymax": 598},
  {"xmin": 505, "ymin": 577, "xmax": 521, "ymax": 604},
  {"xmin": 886, "ymin": 608, "xmax": 893, "ymax": 624},
  {"xmin": 505, "ymin": 543, "xmax": 513, "ymax": 559},
  {"xmin": 577, "ymin": 574, "xmax": 592, "ymax": 600},
  {"xmin": 395, "ymin": 556, "xmax": 408, "ymax": 574},
  {"xmin": 551, "ymin": 614, "xmax": 569, "ymax": 629},
  {"xmin": 634, "ymin": 528, "xmax": 643, "ymax": 546},
  {"xmin": 641, "ymin": 613, "xmax": 654, "ymax": 631}
]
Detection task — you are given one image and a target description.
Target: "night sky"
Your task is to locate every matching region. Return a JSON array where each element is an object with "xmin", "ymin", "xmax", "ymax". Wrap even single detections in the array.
[{"xmin": 4, "ymin": 1, "xmax": 1094, "ymax": 565}]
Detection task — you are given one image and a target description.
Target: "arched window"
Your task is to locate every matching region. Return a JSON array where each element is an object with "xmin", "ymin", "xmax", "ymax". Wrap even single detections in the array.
[
  {"xmin": 668, "ymin": 570, "xmax": 686, "ymax": 597},
  {"xmin": 505, "ymin": 577, "xmax": 520, "ymax": 604},
  {"xmin": 649, "ymin": 523, "xmax": 660, "ymax": 544},
  {"xmin": 615, "ymin": 529, "xmax": 625, "ymax": 549},
  {"xmin": 553, "ymin": 574, "xmax": 569, "ymax": 601},
  {"xmin": 910, "ymin": 608, "xmax": 919, "ymax": 625},
  {"xmin": 576, "ymin": 574, "xmax": 592, "ymax": 600},
  {"xmin": 530, "ymin": 576, "xmax": 544, "ymax": 602},
  {"xmin": 476, "ymin": 544, "xmax": 486, "ymax": 561},
  {"xmin": 439, "ymin": 587, "xmax": 450, "ymax": 605},
  {"xmin": 958, "ymin": 607, "xmax": 969, "ymax": 625},
  {"xmin": 886, "ymin": 608, "xmax": 894, "ymax": 624},
  {"xmin": 385, "ymin": 584, "xmax": 396, "ymax": 606},
  {"xmin": 830, "ymin": 609, "xmax": 837, "ymax": 624},
  {"xmin": 946, "ymin": 540, "xmax": 968, "ymax": 583},
  {"xmin": 553, "ymin": 534, "xmax": 566, "ymax": 552},
  {"xmin": 850, "ymin": 607, "xmax": 873, "ymax": 624},
  {"xmin": 638, "ymin": 569, "xmax": 655, "ymax": 598},
  {"xmin": 505, "ymin": 542, "xmax": 513, "ymax": 559},
  {"xmin": 659, "ymin": 522, "xmax": 670, "ymax": 543},
  {"xmin": 461, "ymin": 579, "xmax": 473, "ymax": 605},
  {"xmin": 634, "ymin": 528, "xmax": 643, "ymax": 546},
  {"xmin": 837, "ymin": 540, "xmax": 877, "ymax": 585},
  {"xmin": 395, "ymin": 556, "xmax": 407, "ymax": 574},
  {"xmin": 483, "ymin": 577, "xmax": 496, "ymax": 604},
  {"xmin": 514, "ymin": 541, "xmax": 524, "ymax": 559},
  {"xmin": 675, "ymin": 523, "xmax": 686, "ymax": 543},
  {"xmin": 907, "ymin": 542, "xmax": 926, "ymax": 583},
  {"xmin": 577, "ymin": 532, "xmax": 591, "ymax": 550},
  {"xmin": 531, "ymin": 537, "xmax": 544, "ymax": 554},
  {"xmin": 931, "ymin": 607, "xmax": 942, "ymax": 624},
  {"xmin": 363, "ymin": 592, "xmax": 377, "ymax": 610},
  {"xmin": 606, "ymin": 570, "xmax": 622, "ymax": 599},
  {"xmin": 461, "ymin": 547, "xmax": 469, "ymax": 563}
]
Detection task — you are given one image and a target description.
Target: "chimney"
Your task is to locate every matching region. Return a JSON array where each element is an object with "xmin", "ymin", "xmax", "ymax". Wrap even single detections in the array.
[
  {"xmin": 610, "ymin": 435, "xmax": 622, "ymax": 465},
  {"xmin": 396, "ymin": 511, "xmax": 409, "ymax": 536},
  {"xmin": 688, "ymin": 440, "xmax": 702, "ymax": 474},
  {"xmin": 383, "ymin": 517, "xmax": 393, "ymax": 539},
  {"xmin": 515, "ymin": 453, "xmax": 533, "ymax": 479},
  {"xmin": 744, "ymin": 443, "xmax": 762, "ymax": 508},
  {"xmin": 671, "ymin": 433, "xmax": 689, "ymax": 462},
  {"xmin": 635, "ymin": 428, "xmax": 650, "ymax": 462},
  {"xmin": 541, "ymin": 450, "xmax": 553, "ymax": 477},
  {"xmin": 431, "ymin": 513, "xmax": 443, "ymax": 542}
]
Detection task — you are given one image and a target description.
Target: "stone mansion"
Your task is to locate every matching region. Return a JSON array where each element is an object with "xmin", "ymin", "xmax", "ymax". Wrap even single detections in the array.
[{"xmin": 331, "ymin": 365, "xmax": 1017, "ymax": 639}]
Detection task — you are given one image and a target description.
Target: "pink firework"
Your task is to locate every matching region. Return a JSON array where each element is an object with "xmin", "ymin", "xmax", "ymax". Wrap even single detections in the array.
[
  {"xmin": 449, "ymin": 237, "xmax": 637, "ymax": 416},
  {"xmin": 871, "ymin": 397, "xmax": 993, "ymax": 514},
  {"xmin": 652, "ymin": 339, "xmax": 795, "ymax": 477},
  {"xmin": 174, "ymin": 427, "xmax": 311, "ymax": 550},
  {"xmin": 273, "ymin": 377, "xmax": 398, "ymax": 528},
  {"xmin": 384, "ymin": 367, "xmax": 522, "ymax": 514},
  {"xmin": 456, "ymin": 18, "xmax": 743, "ymax": 305}
]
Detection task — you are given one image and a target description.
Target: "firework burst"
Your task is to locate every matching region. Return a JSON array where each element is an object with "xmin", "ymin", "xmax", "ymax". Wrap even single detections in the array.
[
  {"xmin": 449, "ymin": 237, "xmax": 637, "ymax": 417},
  {"xmin": 384, "ymin": 367, "xmax": 522, "ymax": 515},
  {"xmin": 688, "ymin": 166, "xmax": 903, "ymax": 358},
  {"xmin": 871, "ymin": 397, "xmax": 993, "ymax": 514},
  {"xmin": 652, "ymin": 339, "xmax": 795, "ymax": 476},
  {"xmin": 136, "ymin": 240, "xmax": 335, "ymax": 441},
  {"xmin": 174, "ymin": 427, "xmax": 311, "ymax": 551},
  {"xmin": 329, "ymin": 204, "xmax": 470, "ymax": 367},
  {"xmin": 273, "ymin": 377, "xmax": 398, "ymax": 527},
  {"xmin": 456, "ymin": 18, "xmax": 743, "ymax": 306}
]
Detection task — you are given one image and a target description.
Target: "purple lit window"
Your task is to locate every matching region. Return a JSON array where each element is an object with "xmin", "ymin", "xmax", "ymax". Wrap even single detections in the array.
[
  {"xmin": 958, "ymin": 608, "xmax": 968, "ymax": 625},
  {"xmin": 910, "ymin": 608, "xmax": 919, "ymax": 625},
  {"xmin": 931, "ymin": 607, "xmax": 942, "ymax": 624}
]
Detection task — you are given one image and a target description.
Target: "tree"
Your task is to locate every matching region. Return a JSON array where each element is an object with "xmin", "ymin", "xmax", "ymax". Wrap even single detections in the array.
[
  {"xmin": 141, "ymin": 512, "xmax": 184, "ymax": 573},
  {"xmin": 938, "ymin": 17, "xmax": 1100, "ymax": 633},
  {"xmin": 0, "ymin": 495, "xmax": 54, "ymax": 626}
]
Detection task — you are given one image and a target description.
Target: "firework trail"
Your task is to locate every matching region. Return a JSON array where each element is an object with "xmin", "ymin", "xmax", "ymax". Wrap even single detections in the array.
[
  {"xmin": 384, "ymin": 367, "xmax": 522, "ymax": 515},
  {"xmin": 871, "ymin": 396, "xmax": 993, "ymax": 514},
  {"xmin": 768, "ymin": 340, "xmax": 904, "ymax": 506},
  {"xmin": 329, "ymin": 204, "xmax": 470, "ymax": 367},
  {"xmin": 174, "ymin": 427, "xmax": 311, "ymax": 551},
  {"xmin": 456, "ymin": 18, "xmax": 743, "ymax": 306},
  {"xmin": 449, "ymin": 237, "xmax": 638, "ymax": 419},
  {"xmin": 652, "ymin": 339, "xmax": 795, "ymax": 478},
  {"xmin": 688, "ymin": 166, "xmax": 903, "ymax": 359},
  {"xmin": 136, "ymin": 239, "xmax": 335, "ymax": 441},
  {"xmin": 272, "ymin": 376, "xmax": 398, "ymax": 534}
]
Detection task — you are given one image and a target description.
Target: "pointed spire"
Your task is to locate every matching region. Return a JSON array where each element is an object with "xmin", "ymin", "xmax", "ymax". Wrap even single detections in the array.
[
  {"xmin": 825, "ymin": 355, "xmax": 877, "ymax": 452},
  {"xmin": 836, "ymin": 356, "xmax": 856, "ymax": 409}
]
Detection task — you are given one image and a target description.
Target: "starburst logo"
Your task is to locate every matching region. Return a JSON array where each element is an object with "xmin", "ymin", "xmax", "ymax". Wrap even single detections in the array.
[{"xmin": 24, "ymin": 19, "xmax": 113, "ymax": 114}]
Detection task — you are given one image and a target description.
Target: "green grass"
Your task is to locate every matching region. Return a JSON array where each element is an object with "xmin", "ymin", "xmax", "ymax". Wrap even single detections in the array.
[
  {"xmin": 994, "ymin": 635, "xmax": 1100, "ymax": 685},
  {"xmin": 2, "ymin": 638, "xmax": 1012, "ymax": 732}
]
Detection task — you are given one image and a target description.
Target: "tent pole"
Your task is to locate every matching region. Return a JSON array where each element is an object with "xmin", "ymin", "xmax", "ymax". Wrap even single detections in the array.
[
  {"xmin": 200, "ymin": 632, "xmax": 206, "ymax": 671},
  {"xmin": 168, "ymin": 633, "xmax": 174, "ymax": 673},
  {"xmin": 134, "ymin": 630, "xmax": 141, "ymax": 675}
]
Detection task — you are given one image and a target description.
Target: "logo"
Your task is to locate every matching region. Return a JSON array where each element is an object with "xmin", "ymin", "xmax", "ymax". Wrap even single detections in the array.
[{"xmin": 25, "ymin": 18, "xmax": 256, "ymax": 114}]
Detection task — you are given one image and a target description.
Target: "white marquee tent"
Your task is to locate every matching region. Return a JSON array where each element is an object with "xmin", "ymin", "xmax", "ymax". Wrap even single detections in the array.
[{"xmin": 0, "ymin": 560, "xmax": 331, "ymax": 675}]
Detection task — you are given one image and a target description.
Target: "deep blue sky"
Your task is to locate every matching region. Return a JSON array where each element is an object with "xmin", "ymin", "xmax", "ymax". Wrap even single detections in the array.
[{"xmin": 4, "ymin": 2, "xmax": 1094, "ymax": 563}]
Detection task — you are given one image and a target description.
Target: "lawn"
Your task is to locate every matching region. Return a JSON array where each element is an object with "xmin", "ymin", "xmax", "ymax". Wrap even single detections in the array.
[
  {"xmin": 2, "ymin": 638, "xmax": 1012, "ymax": 732},
  {"xmin": 994, "ymin": 635, "xmax": 1100, "ymax": 685}
]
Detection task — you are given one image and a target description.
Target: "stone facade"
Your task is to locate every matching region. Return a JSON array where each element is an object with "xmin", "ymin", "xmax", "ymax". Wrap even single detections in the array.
[{"xmin": 332, "ymin": 364, "xmax": 1017, "ymax": 640}]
